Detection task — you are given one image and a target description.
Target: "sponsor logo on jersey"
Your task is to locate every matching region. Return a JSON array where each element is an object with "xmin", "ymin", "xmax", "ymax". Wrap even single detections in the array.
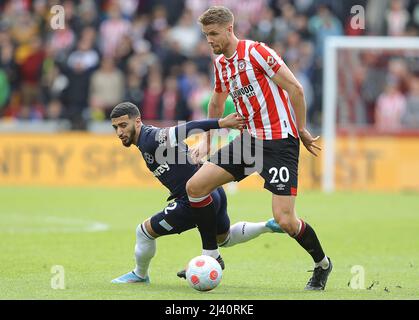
[
  {"xmin": 143, "ymin": 152, "xmax": 154, "ymax": 164},
  {"xmin": 152, "ymin": 162, "xmax": 170, "ymax": 177},
  {"xmin": 229, "ymin": 84, "xmax": 256, "ymax": 100}
]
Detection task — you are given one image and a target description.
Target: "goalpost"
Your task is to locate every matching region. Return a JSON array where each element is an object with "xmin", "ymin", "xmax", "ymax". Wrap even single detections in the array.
[{"xmin": 322, "ymin": 36, "xmax": 419, "ymax": 193}]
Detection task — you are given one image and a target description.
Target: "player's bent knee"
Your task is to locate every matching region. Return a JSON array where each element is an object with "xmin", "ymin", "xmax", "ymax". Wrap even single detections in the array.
[
  {"xmin": 216, "ymin": 232, "xmax": 230, "ymax": 246},
  {"xmin": 186, "ymin": 178, "xmax": 206, "ymax": 198},
  {"xmin": 137, "ymin": 219, "xmax": 160, "ymax": 239}
]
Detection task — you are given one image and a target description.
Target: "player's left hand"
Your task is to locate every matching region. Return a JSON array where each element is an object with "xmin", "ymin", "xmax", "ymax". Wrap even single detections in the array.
[
  {"xmin": 299, "ymin": 128, "xmax": 322, "ymax": 157},
  {"xmin": 218, "ymin": 113, "xmax": 246, "ymax": 130}
]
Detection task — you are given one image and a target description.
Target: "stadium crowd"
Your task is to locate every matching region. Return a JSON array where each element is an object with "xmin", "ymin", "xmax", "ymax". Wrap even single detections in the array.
[{"xmin": 0, "ymin": 0, "xmax": 418, "ymax": 130}]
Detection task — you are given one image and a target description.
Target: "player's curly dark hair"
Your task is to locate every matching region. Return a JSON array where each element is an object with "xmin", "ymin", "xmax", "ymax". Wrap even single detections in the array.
[{"xmin": 110, "ymin": 101, "xmax": 141, "ymax": 119}]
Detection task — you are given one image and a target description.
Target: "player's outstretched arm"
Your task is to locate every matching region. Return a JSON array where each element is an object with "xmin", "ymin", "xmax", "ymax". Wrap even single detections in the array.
[{"xmin": 166, "ymin": 113, "xmax": 244, "ymax": 148}]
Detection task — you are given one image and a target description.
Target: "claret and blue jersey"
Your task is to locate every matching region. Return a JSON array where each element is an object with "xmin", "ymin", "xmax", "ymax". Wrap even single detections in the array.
[{"xmin": 136, "ymin": 119, "xmax": 220, "ymax": 200}]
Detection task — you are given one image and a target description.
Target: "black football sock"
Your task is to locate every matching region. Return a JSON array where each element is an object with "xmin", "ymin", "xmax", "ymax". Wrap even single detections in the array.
[
  {"xmin": 189, "ymin": 194, "xmax": 218, "ymax": 250},
  {"xmin": 293, "ymin": 219, "xmax": 326, "ymax": 264}
]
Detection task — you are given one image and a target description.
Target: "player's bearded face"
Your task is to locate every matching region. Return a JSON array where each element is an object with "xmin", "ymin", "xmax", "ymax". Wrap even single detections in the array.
[
  {"xmin": 202, "ymin": 24, "xmax": 230, "ymax": 55},
  {"xmin": 112, "ymin": 115, "xmax": 138, "ymax": 147},
  {"xmin": 121, "ymin": 123, "xmax": 136, "ymax": 147}
]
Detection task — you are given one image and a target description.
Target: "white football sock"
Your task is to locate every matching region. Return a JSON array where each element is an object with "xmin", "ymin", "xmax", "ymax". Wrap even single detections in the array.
[
  {"xmin": 133, "ymin": 223, "xmax": 156, "ymax": 279},
  {"xmin": 314, "ymin": 256, "xmax": 329, "ymax": 270},
  {"xmin": 202, "ymin": 249, "xmax": 220, "ymax": 259},
  {"xmin": 219, "ymin": 222, "xmax": 270, "ymax": 248}
]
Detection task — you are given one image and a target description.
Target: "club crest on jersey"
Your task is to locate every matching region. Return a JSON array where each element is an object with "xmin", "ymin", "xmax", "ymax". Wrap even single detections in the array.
[
  {"xmin": 238, "ymin": 59, "xmax": 246, "ymax": 72},
  {"xmin": 143, "ymin": 152, "xmax": 154, "ymax": 164}
]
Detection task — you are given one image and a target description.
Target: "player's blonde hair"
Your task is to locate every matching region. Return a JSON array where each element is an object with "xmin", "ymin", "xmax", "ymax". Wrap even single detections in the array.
[{"xmin": 198, "ymin": 6, "xmax": 234, "ymax": 26}]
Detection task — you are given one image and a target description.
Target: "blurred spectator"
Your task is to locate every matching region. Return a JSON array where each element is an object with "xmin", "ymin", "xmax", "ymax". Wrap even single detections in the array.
[
  {"xmin": 158, "ymin": 75, "xmax": 190, "ymax": 121},
  {"xmin": 293, "ymin": 0, "xmax": 315, "ymax": 14},
  {"xmin": 19, "ymin": 36, "xmax": 45, "ymax": 108},
  {"xmin": 273, "ymin": 2, "xmax": 297, "ymax": 43},
  {"xmin": 189, "ymin": 73, "xmax": 212, "ymax": 120},
  {"xmin": 144, "ymin": 5, "xmax": 169, "ymax": 52},
  {"xmin": 0, "ymin": 69, "xmax": 10, "ymax": 110},
  {"xmin": 9, "ymin": 11, "xmax": 38, "ymax": 56},
  {"xmin": 191, "ymin": 40, "xmax": 212, "ymax": 75},
  {"xmin": 0, "ymin": 30, "xmax": 16, "ymax": 109},
  {"xmin": 77, "ymin": 0, "xmax": 100, "ymax": 32},
  {"xmin": 18, "ymin": 104, "xmax": 43, "ymax": 120},
  {"xmin": 375, "ymin": 77, "xmax": 407, "ymax": 130},
  {"xmin": 289, "ymin": 61, "xmax": 314, "ymax": 117},
  {"xmin": 248, "ymin": 7, "xmax": 276, "ymax": 44},
  {"xmin": 177, "ymin": 61, "xmax": 200, "ymax": 103},
  {"xmin": 32, "ymin": 0, "xmax": 50, "ymax": 36},
  {"xmin": 156, "ymin": 0, "xmax": 185, "ymax": 26},
  {"xmin": 167, "ymin": 9, "xmax": 201, "ymax": 57},
  {"xmin": 60, "ymin": 36, "xmax": 100, "ymax": 129},
  {"xmin": 114, "ymin": 34, "xmax": 134, "ymax": 74},
  {"xmin": 359, "ymin": 52, "xmax": 388, "ymax": 124},
  {"xmin": 294, "ymin": 14, "xmax": 311, "ymax": 40},
  {"xmin": 159, "ymin": 38, "xmax": 187, "ymax": 77},
  {"xmin": 388, "ymin": 58, "xmax": 410, "ymax": 94},
  {"xmin": 402, "ymin": 77, "xmax": 419, "ymax": 127},
  {"xmin": 99, "ymin": 2, "xmax": 132, "ymax": 58},
  {"xmin": 45, "ymin": 98, "xmax": 63, "ymax": 120},
  {"xmin": 283, "ymin": 31, "xmax": 303, "ymax": 65},
  {"xmin": 141, "ymin": 66, "xmax": 162, "ymax": 120},
  {"xmin": 66, "ymin": 35, "xmax": 100, "ymax": 72},
  {"xmin": 414, "ymin": 3, "xmax": 419, "ymax": 26},
  {"xmin": 89, "ymin": 57, "xmax": 125, "ymax": 121},
  {"xmin": 308, "ymin": 4, "xmax": 343, "ymax": 57},
  {"xmin": 118, "ymin": 0, "xmax": 140, "ymax": 20},
  {"xmin": 124, "ymin": 72, "xmax": 144, "ymax": 109},
  {"xmin": 366, "ymin": 0, "xmax": 390, "ymax": 35},
  {"xmin": 385, "ymin": 0, "xmax": 410, "ymax": 36}
]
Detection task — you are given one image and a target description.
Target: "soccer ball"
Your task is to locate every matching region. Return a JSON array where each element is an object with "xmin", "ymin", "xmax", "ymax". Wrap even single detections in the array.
[{"xmin": 185, "ymin": 255, "xmax": 222, "ymax": 291}]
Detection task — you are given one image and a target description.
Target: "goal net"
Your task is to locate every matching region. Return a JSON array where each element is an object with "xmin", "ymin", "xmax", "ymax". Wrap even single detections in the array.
[{"xmin": 322, "ymin": 36, "xmax": 419, "ymax": 192}]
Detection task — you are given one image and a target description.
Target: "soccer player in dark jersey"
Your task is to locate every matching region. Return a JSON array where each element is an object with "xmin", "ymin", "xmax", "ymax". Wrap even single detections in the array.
[
  {"xmin": 109, "ymin": 102, "xmax": 284, "ymax": 283},
  {"xmin": 185, "ymin": 6, "xmax": 332, "ymax": 290}
]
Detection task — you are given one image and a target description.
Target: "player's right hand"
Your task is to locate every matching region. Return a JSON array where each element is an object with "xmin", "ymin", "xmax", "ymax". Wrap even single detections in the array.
[
  {"xmin": 218, "ymin": 113, "xmax": 246, "ymax": 130},
  {"xmin": 299, "ymin": 127, "xmax": 322, "ymax": 157},
  {"xmin": 190, "ymin": 139, "xmax": 211, "ymax": 164}
]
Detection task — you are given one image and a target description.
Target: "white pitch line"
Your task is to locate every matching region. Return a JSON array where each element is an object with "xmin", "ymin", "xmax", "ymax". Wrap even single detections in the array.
[{"xmin": 0, "ymin": 214, "xmax": 110, "ymax": 234}]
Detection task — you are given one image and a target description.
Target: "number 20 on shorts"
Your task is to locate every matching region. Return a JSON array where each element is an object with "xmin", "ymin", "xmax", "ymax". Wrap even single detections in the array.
[{"xmin": 269, "ymin": 167, "xmax": 289, "ymax": 183}]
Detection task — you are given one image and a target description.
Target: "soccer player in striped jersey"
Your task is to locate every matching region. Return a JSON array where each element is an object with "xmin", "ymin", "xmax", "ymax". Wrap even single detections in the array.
[
  {"xmin": 186, "ymin": 6, "xmax": 332, "ymax": 290},
  {"xmin": 109, "ymin": 102, "xmax": 284, "ymax": 284}
]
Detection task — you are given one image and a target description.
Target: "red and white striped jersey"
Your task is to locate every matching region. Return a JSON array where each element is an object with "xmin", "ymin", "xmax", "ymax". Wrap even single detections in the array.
[{"xmin": 213, "ymin": 39, "xmax": 299, "ymax": 140}]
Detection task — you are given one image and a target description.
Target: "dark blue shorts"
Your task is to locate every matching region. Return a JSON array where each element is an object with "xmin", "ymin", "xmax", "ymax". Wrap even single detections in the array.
[{"xmin": 150, "ymin": 187, "xmax": 230, "ymax": 236}]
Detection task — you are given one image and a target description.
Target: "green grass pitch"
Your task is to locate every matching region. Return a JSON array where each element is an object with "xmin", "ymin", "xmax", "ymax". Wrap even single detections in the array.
[{"xmin": 1, "ymin": 187, "xmax": 418, "ymax": 300}]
